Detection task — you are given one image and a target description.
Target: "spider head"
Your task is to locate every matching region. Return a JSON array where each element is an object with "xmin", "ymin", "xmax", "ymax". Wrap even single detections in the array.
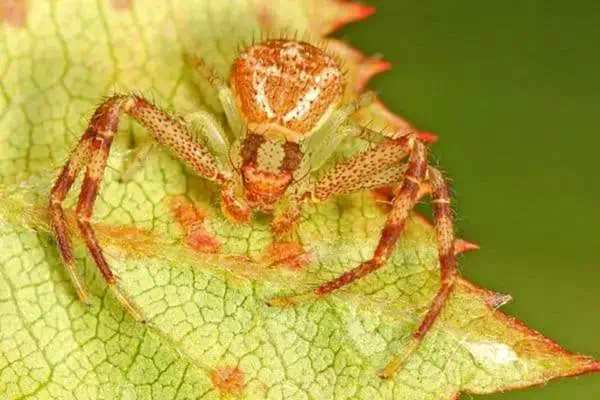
[{"xmin": 230, "ymin": 39, "xmax": 344, "ymax": 209}]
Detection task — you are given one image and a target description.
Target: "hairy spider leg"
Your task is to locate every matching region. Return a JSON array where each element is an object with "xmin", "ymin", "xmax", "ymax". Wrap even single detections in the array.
[
  {"xmin": 270, "ymin": 137, "xmax": 457, "ymax": 377},
  {"xmin": 313, "ymin": 139, "xmax": 428, "ymax": 296},
  {"xmin": 267, "ymin": 136, "xmax": 419, "ymax": 306},
  {"xmin": 50, "ymin": 131, "xmax": 93, "ymax": 304},
  {"xmin": 50, "ymin": 94, "xmax": 228, "ymax": 322},
  {"xmin": 120, "ymin": 109, "xmax": 232, "ymax": 181},
  {"xmin": 311, "ymin": 137, "xmax": 410, "ymax": 201},
  {"xmin": 379, "ymin": 166, "xmax": 456, "ymax": 378}
]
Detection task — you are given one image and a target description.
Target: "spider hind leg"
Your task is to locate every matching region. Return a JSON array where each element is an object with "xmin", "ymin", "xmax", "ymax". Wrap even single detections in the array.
[{"xmin": 379, "ymin": 166, "xmax": 457, "ymax": 378}]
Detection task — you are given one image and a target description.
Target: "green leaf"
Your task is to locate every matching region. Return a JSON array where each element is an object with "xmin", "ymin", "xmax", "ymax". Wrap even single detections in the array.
[{"xmin": 0, "ymin": 1, "xmax": 597, "ymax": 399}]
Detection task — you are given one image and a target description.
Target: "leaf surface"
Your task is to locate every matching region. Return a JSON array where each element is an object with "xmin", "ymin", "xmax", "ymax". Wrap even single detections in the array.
[{"xmin": 0, "ymin": 1, "xmax": 598, "ymax": 399}]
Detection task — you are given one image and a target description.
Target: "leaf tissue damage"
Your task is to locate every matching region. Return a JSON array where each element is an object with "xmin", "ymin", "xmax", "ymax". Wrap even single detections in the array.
[{"xmin": 0, "ymin": 0, "xmax": 597, "ymax": 399}]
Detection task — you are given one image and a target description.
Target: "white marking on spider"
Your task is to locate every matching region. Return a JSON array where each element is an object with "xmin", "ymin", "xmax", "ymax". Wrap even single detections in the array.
[{"xmin": 252, "ymin": 65, "xmax": 281, "ymax": 119}]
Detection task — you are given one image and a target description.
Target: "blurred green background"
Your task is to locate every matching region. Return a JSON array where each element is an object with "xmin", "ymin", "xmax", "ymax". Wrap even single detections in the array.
[{"xmin": 339, "ymin": 0, "xmax": 600, "ymax": 398}]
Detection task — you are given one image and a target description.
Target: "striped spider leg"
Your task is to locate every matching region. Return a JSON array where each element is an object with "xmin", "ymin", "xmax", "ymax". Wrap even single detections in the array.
[
  {"xmin": 271, "ymin": 131, "xmax": 457, "ymax": 378},
  {"xmin": 49, "ymin": 94, "xmax": 237, "ymax": 322}
]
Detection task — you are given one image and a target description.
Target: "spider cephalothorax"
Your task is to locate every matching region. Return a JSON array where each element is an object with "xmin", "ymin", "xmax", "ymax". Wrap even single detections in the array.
[
  {"xmin": 50, "ymin": 38, "xmax": 457, "ymax": 379},
  {"xmin": 239, "ymin": 133, "xmax": 301, "ymax": 211},
  {"xmin": 231, "ymin": 39, "xmax": 343, "ymax": 213}
]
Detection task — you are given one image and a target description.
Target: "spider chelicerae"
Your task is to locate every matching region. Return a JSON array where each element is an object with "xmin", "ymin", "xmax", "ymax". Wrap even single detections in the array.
[{"xmin": 49, "ymin": 38, "xmax": 457, "ymax": 378}]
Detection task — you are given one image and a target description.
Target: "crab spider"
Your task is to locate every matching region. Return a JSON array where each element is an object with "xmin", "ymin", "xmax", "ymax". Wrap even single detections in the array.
[{"xmin": 49, "ymin": 39, "xmax": 457, "ymax": 378}]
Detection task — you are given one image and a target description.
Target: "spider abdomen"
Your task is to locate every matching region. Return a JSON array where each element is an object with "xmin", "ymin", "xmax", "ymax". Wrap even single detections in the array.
[{"xmin": 231, "ymin": 39, "xmax": 344, "ymax": 141}]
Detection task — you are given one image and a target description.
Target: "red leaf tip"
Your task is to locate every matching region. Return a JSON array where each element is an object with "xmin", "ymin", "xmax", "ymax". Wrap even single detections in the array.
[
  {"xmin": 454, "ymin": 239, "xmax": 480, "ymax": 255},
  {"xmin": 588, "ymin": 360, "xmax": 600, "ymax": 372},
  {"xmin": 348, "ymin": 3, "xmax": 376, "ymax": 19},
  {"xmin": 328, "ymin": 2, "xmax": 376, "ymax": 33},
  {"xmin": 417, "ymin": 131, "xmax": 440, "ymax": 144},
  {"xmin": 358, "ymin": 58, "xmax": 392, "ymax": 88}
]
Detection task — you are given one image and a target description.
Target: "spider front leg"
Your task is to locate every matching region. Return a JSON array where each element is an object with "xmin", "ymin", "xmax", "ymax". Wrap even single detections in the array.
[
  {"xmin": 120, "ymin": 109, "xmax": 230, "ymax": 181},
  {"xmin": 50, "ymin": 94, "xmax": 231, "ymax": 321},
  {"xmin": 312, "ymin": 138, "xmax": 429, "ymax": 297},
  {"xmin": 270, "ymin": 137, "xmax": 458, "ymax": 377},
  {"xmin": 268, "ymin": 136, "xmax": 418, "ymax": 306}
]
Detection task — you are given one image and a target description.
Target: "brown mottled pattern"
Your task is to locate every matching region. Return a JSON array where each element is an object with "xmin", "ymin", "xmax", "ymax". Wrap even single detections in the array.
[
  {"xmin": 314, "ymin": 141, "xmax": 428, "ymax": 296},
  {"xmin": 50, "ymin": 94, "xmax": 226, "ymax": 313},
  {"xmin": 231, "ymin": 39, "xmax": 344, "ymax": 134},
  {"xmin": 262, "ymin": 242, "xmax": 311, "ymax": 270},
  {"xmin": 126, "ymin": 96, "xmax": 222, "ymax": 182},
  {"xmin": 241, "ymin": 164, "xmax": 292, "ymax": 210},
  {"xmin": 314, "ymin": 139, "xmax": 409, "ymax": 200}
]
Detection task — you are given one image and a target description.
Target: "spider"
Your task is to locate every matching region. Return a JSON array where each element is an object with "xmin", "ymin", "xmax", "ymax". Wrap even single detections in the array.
[{"xmin": 49, "ymin": 38, "xmax": 457, "ymax": 379}]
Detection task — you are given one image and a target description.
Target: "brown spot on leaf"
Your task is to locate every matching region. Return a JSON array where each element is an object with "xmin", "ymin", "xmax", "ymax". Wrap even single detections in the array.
[
  {"xmin": 211, "ymin": 366, "xmax": 245, "ymax": 398},
  {"xmin": 169, "ymin": 196, "xmax": 221, "ymax": 253},
  {"xmin": 1, "ymin": 0, "xmax": 27, "ymax": 27},
  {"xmin": 262, "ymin": 242, "xmax": 311, "ymax": 271},
  {"xmin": 185, "ymin": 229, "xmax": 221, "ymax": 254},
  {"xmin": 111, "ymin": 0, "xmax": 133, "ymax": 10}
]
